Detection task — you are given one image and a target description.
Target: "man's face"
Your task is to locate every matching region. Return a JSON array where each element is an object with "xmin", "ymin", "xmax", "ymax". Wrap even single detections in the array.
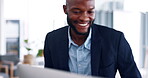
[{"xmin": 63, "ymin": 0, "xmax": 95, "ymax": 35}]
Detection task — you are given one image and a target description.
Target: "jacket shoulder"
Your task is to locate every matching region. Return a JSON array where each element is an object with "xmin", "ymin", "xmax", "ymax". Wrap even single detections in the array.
[
  {"xmin": 93, "ymin": 24, "xmax": 123, "ymax": 36},
  {"xmin": 46, "ymin": 26, "xmax": 68, "ymax": 38}
]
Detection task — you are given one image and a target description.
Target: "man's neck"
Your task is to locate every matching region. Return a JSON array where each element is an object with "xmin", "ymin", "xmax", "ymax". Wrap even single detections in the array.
[{"xmin": 70, "ymin": 29, "xmax": 88, "ymax": 46}]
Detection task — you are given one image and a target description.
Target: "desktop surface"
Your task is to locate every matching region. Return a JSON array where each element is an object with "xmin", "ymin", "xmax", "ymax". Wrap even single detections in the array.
[{"xmin": 17, "ymin": 64, "xmax": 103, "ymax": 78}]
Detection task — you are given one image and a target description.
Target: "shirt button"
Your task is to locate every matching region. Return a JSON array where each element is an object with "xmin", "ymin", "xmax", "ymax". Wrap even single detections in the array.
[
  {"xmin": 78, "ymin": 64, "xmax": 81, "ymax": 67},
  {"xmin": 78, "ymin": 49, "xmax": 82, "ymax": 51}
]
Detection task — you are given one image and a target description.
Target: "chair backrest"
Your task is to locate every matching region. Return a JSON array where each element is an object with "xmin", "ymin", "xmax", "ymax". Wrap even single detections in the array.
[{"xmin": 0, "ymin": 55, "xmax": 19, "ymax": 65}]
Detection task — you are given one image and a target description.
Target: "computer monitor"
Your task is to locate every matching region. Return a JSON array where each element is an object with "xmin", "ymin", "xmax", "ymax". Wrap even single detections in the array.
[{"xmin": 17, "ymin": 64, "xmax": 102, "ymax": 78}]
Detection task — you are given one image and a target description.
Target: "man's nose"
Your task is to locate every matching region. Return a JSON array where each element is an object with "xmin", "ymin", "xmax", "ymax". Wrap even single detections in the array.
[{"xmin": 79, "ymin": 12, "xmax": 89, "ymax": 22}]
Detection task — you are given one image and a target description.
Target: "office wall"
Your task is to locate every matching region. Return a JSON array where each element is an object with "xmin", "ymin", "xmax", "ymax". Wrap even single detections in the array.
[
  {"xmin": 0, "ymin": 0, "xmax": 6, "ymax": 55},
  {"xmin": 124, "ymin": 0, "xmax": 148, "ymax": 12},
  {"xmin": 0, "ymin": 0, "xmax": 1, "ymax": 54},
  {"xmin": 3, "ymin": 0, "xmax": 67, "ymax": 59}
]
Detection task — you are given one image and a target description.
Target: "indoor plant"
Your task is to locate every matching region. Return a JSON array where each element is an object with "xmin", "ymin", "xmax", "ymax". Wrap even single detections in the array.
[{"xmin": 23, "ymin": 39, "xmax": 34, "ymax": 65}]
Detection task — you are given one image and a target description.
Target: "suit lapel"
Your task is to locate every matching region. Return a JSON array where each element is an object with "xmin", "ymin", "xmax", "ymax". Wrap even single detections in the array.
[
  {"xmin": 57, "ymin": 27, "xmax": 69, "ymax": 71},
  {"xmin": 91, "ymin": 25, "xmax": 102, "ymax": 76},
  {"xmin": 56, "ymin": 25, "xmax": 103, "ymax": 73}
]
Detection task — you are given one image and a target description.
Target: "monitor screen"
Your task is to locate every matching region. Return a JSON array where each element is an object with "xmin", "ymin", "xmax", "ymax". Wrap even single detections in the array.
[{"xmin": 17, "ymin": 64, "xmax": 101, "ymax": 78}]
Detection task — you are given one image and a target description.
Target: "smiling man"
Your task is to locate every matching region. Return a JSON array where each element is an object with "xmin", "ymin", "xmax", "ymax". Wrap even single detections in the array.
[
  {"xmin": 64, "ymin": 0, "xmax": 95, "ymax": 35},
  {"xmin": 44, "ymin": 0, "xmax": 141, "ymax": 77}
]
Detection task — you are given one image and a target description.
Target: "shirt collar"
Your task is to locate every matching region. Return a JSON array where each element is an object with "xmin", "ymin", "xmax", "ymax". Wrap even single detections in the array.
[
  {"xmin": 68, "ymin": 26, "xmax": 92, "ymax": 50},
  {"xmin": 84, "ymin": 28, "xmax": 91, "ymax": 50}
]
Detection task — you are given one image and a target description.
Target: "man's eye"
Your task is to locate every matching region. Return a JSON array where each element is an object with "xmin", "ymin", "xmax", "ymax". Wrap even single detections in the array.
[
  {"xmin": 88, "ymin": 11, "xmax": 95, "ymax": 14},
  {"xmin": 73, "ymin": 11, "xmax": 81, "ymax": 14}
]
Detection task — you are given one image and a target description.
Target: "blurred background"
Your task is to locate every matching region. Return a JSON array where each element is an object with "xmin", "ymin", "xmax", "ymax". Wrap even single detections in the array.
[{"xmin": 0, "ymin": 0, "xmax": 148, "ymax": 78}]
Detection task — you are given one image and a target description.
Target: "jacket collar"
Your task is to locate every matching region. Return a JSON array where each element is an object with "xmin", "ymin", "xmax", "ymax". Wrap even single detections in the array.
[
  {"xmin": 57, "ymin": 25, "xmax": 103, "ymax": 75},
  {"xmin": 91, "ymin": 24, "xmax": 103, "ymax": 76},
  {"xmin": 57, "ymin": 26, "xmax": 69, "ymax": 71}
]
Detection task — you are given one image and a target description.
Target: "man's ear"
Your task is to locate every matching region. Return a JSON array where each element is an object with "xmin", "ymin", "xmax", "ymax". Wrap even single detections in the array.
[{"xmin": 63, "ymin": 5, "xmax": 67, "ymax": 14}]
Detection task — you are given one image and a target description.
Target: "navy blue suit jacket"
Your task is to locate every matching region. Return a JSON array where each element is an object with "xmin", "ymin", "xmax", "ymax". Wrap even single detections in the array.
[{"xmin": 44, "ymin": 24, "xmax": 141, "ymax": 78}]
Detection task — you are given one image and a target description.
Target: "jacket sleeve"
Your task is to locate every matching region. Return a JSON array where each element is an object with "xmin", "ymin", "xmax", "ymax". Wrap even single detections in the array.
[
  {"xmin": 44, "ymin": 33, "xmax": 53, "ymax": 68},
  {"xmin": 117, "ymin": 33, "xmax": 142, "ymax": 78}
]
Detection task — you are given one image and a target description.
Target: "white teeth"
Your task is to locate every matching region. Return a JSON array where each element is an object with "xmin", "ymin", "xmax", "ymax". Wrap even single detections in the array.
[{"xmin": 79, "ymin": 23, "xmax": 88, "ymax": 26}]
